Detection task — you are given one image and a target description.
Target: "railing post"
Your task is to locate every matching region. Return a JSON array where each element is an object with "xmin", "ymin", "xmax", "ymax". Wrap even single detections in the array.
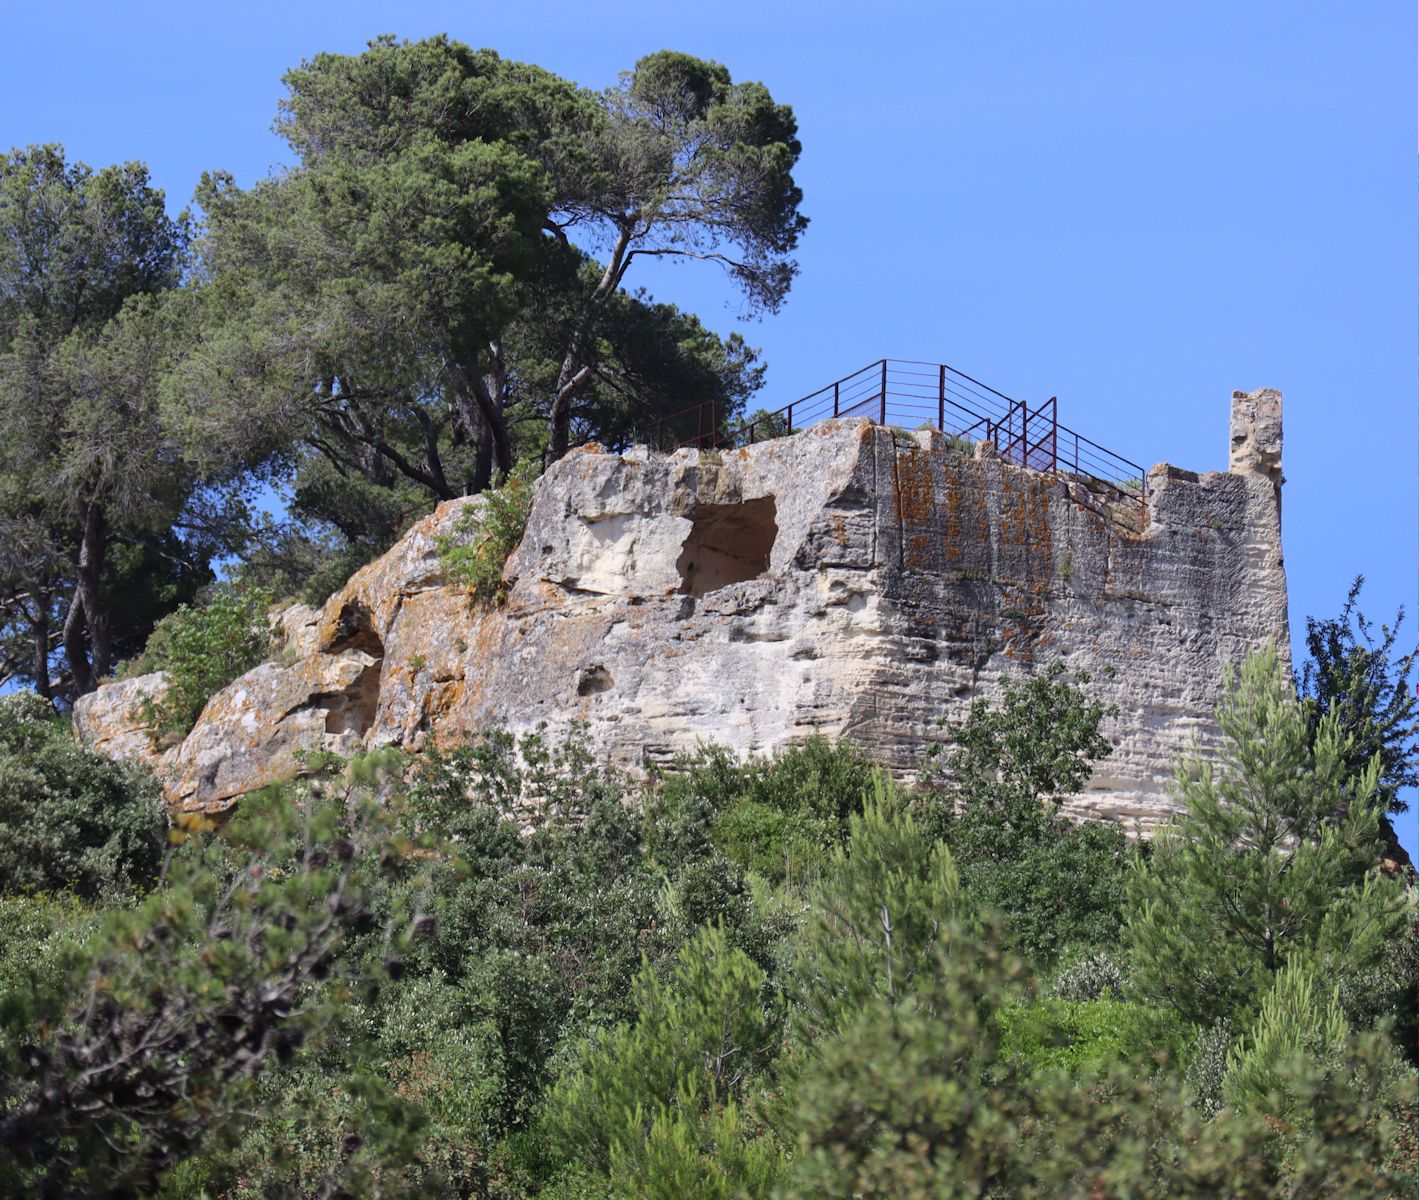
[
  {"xmin": 787, "ymin": 403, "xmax": 794, "ymax": 433},
  {"xmin": 879, "ymin": 359, "xmax": 888, "ymax": 426},
  {"xmin": 938, "ymin": 364, "xmax": 945, "ymax": 432},
  {"xmin": 833, "ymin": 382, "xmax": 839, "ymax": 418}
]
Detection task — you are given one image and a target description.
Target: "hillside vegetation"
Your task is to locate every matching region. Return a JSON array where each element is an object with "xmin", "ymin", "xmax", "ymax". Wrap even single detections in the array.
[{"xmin": 0, "ymin": 645, "xmax": 1413, "ymax": 1198}]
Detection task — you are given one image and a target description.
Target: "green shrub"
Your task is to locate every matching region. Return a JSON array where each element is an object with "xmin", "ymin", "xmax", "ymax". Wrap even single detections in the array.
[
  {"xmin": 744, "ymin": 407, "xmax": 795, "ymax": 439},
  {"xmin": 127, "ymin": 584, "xmax": 276, "ymax": 738},
  {"xmin": 0, "ymin": 692, "xmax": 165, "ymax": 900},
  {"xmin": 995, "ymin": 997, "xmax": 1186, "ymax": 1076},
  {"xmin": 436, "ymin": 460, "xmax": 539, "ymax": 603},
  {"xmin": 1182, "ymin": 1019, "xmax": 1233, "ymax": 1118},
  {"xmin": 1048, "ymin": 947, "xmax": 1125, "ymax": 1001},
  {"xmin": 648, "ymin": 736, "xmax": 877, "ymax": 885},
  {"xmin": 1125, "ymin": 645, "xmax": 1409, "ymax": 1029},
  {"xmin": 541, "ymin": 924, "xmax": 782, "ymax": 1196},
  {"xmin": 924, "ymin": 664, "xmax": 1131, "ymax": 967},
  {"xmin": 0, "ymin": 750, "xmax": 436, "ymax": 1199},
  {"xmin": 0, "ymin": 894, "xmax": 104, "ymax": 1064}
]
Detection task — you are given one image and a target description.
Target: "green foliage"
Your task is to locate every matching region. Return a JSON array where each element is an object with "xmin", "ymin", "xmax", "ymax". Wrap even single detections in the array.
[
  {"xmin": 542, "ymin": 924, "xmax": 783, "ymax": 1196},
  {"xmin": 927, "ymin": 663, "xmax": 1131, "ymax": 965},
  {"xmin": 185, "ymin": 32, "xmax": 798, "ymax": 557},
  {"xmin": 777, "ymin": 799, "xmax": 1096, "ymax": 1197},
  {"xmin": 783, "ymin": 925, "xmax": 1412, "ymax": 1197},
  {"xmin": 0, "ymin": 750, "xmax": 434, "ymax": 1198},
  {"xmin": 742, "ymin": 407, "xmax": 795, "ymax": 440},
  {"xmin": 168, "ymin": 1062, "xmax": 429, "ymax": 1200},
  {"xmin": 436, "ymin": 461, "xmax": 538, "ymax": 603},
  {"xmin": 929, "ymin": 661, "xmax": 1116, "ymax": 806},
  {"xmin": 0, "ymin": 894, "xmax": 104, "ymax": 1066},
  {"xmin": 790, "ymin": 784, "xmax": 967, "ymax": 1042},
  {"xmin": 996, "ymin": 996, "xmax": 1186, "ymax": 1075},
  {"xmin": 1222, "ymin": 958, "xmax": 1351, "ymax": 1110},
  {"xmin": 649, "ymin": 736, "xmax": 877, "ymax": 885},
  {"xmin": 128, "ymin": 583, "xmax": 275, "ymax": 737},
  {"xmin": 1, "ymin": 677, "xmax": 1410, "ymax": 1196},
  {"xmin": 0, "ymin": 691, "xmax": 165, "ymax": 900},
  {"xmin": 1047, "ymin": 947, "xmax": 1125, "ymax": 1001},
  {"xmin": 0, "ymin": 145, "xmax": 239, "ymax": 700},
  {"xmin": 1300, "ymin": 575, "xmax": 1418, "ymax": 813},
  {"xmin": 1182, "ymin": 1019, "xmax": 1234, "ymax": 1118},
  {"xmin": 1125, "ymin": 644, "xmax": 1409, "ymax": 1028}
]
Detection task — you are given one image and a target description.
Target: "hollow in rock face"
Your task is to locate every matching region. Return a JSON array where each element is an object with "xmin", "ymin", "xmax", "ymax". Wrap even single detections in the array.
[{"xmin": 675, "ymin": 497, "xmax": 778, "ymax": 597}]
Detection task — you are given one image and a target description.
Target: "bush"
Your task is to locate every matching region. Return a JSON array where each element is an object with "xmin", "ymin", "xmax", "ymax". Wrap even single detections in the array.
[
  {"xmin": 1299, "ymin": 576, "xmax": 1418, "ymax": 814},
  {"xmin": 0, "ymin": 692, "xmax": 165, "ymax": 900},
  {"xmin": 648, "ymin": 736, "xmax": 877, "ymax": 885},
  {"xmin": 1183, "ymin": 1019, "xmax": 1233, "ymax": 1118},
  {"xmin": 126, "ymin": 584, "xmax": 275, "ymax": 738},
  {"xmin": 924, "ymin": 664, "xmax": 1131, "ymax": 967},
  {"xmin": 995, "ymin": 997, "xmax": 1186, "ymax": 1076},
  {"xmin": 0, "ymin": 894, "xmax": 103, "ymax": 1065},
  {"xmin": 541, "ymin": 924, "xmax": 782, "ymax": 1197},
  {"xmin": 1125, "ymin": 645, "xmax": 1408, "ymax": 1029},
  {"xmin": 0, "ymin": 750, "xmax": 436, "ymax": 1199},
  {"xmin": 1048, "ymin": 947, "xmax": 1125, "ymax": 1002},
  {"xmin": 436, "ymin": 460, "xmax": 538, "ymax": 603}
]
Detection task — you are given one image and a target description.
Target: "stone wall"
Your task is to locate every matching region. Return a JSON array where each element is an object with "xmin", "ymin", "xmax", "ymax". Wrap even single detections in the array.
[{"xmin": 75, "ymin": 390, "xmax": 1288, "ymax": 832}]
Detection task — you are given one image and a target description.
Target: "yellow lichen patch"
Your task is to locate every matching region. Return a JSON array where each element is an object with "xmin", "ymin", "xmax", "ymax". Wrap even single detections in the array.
[
  {"xmin": 892, "ymin": 446, "xmax": 938, "ymax": 571},
  {"xmin": 995, "ymin": 470, "xmax": 1053, "ymax": 589}
]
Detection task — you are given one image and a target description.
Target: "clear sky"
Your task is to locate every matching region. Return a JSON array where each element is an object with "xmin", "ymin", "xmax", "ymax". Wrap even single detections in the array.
[{"xmin": 5, "ymin": 0, "xmax": 1415, "ymax": 852}]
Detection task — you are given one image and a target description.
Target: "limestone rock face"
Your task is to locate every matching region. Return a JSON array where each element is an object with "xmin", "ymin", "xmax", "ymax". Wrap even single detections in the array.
[
  {"xmin": 72, "ymin": 672, "xmax": 175, "ymax": 771},
  {"xmin": 77, "ymin": 409, "xmax": 1290, "ymax": 831},
  {"xmin": 1229, "ymin": 387, "xmax": 1283, "ymax": 484}
]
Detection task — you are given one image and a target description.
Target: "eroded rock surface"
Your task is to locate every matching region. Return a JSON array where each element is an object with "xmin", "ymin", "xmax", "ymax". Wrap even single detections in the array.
[
  {"xmin": 77, "ymin": 392, "xmax": 1289, "ymax": 831},
  {"xmin": 72, "ymin": 672, "xmax": 175, "ymax": 771}
]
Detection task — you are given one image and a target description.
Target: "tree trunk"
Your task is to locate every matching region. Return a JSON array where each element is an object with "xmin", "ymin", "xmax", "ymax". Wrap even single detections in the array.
[
  {"xmin": 29, "ymin": 589, "xmax": 52, "ymax": 702},
  {"xmin": 64, "ymin": 501, "xmax": 109, "ymax": 696},
  {"xmin": 547, "ymin": 224, "xmax": 636, "ymax": 462},
  {"xmin": 450, "ymin": 345, "xmax": 511, "ymax": 492},
  {"xmin": 467, "ymin": 409, "xmax": 495, "ymax": 495},
  {"xmin": 548, "ymin": 331, "xmax": 591, "ymax": 462}
]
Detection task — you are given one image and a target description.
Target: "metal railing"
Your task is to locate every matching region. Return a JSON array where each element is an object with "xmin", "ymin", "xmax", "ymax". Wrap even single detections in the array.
[{"xmin": 648, "ymin": 358, "xmax": 1148, "ymax": 528}]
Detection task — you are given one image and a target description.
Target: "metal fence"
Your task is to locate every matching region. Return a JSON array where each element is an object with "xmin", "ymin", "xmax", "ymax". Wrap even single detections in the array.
[{"xmin": 649, "ymin": 358, "xmax": 1147, "ymax": 525}]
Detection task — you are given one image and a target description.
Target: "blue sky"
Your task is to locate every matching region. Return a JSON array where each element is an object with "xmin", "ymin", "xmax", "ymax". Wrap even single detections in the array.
[{"xmin": 6, "ymin": 1, "xmax": 1415, "ymax": 852}]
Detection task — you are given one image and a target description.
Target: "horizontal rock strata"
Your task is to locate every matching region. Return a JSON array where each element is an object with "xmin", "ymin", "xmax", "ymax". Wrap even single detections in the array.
[{"xmin": 77, "ymin": 392, "xmax": 1288, "ymax": 833}]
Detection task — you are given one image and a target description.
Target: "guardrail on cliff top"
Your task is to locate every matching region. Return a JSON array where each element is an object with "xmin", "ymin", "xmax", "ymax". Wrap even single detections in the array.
[{"xmin": 648, "ymin": 358, "xmax": 1148, "ymax": 530}]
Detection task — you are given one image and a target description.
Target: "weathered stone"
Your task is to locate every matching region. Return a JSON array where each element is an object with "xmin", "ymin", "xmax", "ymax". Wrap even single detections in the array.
[
  {"xmin": 1229, "ymin": 386, "xmax": 1283, "ymax": 484},
  {"xmin": 275, "ymin": 603, "xmax": 323, "ymax": 657},
  {"xmin": 78, "ymin": 401, "xmax": 1291, "ymax": 832},
  {"xmin": 72, "ymin": 672, "xmax": 175, "ymax": 769},
  {"xmin": 165, "ymin": 651, "xmax": 382, "ymax": 812}
]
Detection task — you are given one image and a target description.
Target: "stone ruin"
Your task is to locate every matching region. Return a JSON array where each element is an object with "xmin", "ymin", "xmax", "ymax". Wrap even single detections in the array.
[{"xmin": 75, "ymin": 388, "xmax": 1288, "ymax": 833}]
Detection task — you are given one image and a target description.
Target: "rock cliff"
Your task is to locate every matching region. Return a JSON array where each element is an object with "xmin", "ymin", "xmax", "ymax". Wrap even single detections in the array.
[{"xmin": 76, "ymin": 389, "xmax": 1288, "ymax": 831}]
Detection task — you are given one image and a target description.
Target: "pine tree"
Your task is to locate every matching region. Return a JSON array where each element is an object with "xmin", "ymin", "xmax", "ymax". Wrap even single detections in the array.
[{"xmin": 1125, "ymin": 645, "xmax": 1409, "ymax": 1028}]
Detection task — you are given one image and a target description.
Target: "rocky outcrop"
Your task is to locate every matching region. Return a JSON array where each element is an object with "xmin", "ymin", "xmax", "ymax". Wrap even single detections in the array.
[
  {"xmin": 77, "ymin": 391, "xmax": 1289, "ymax": 831},
  {"xmin": 71, "ymin": 671, "xmax": 176, "ymax": 770}
]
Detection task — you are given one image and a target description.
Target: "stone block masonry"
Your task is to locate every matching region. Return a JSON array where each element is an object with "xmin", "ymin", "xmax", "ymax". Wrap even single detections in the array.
[{"xmin": 76, "ymin": 389, "xmax": 1288, "ymax": 833}]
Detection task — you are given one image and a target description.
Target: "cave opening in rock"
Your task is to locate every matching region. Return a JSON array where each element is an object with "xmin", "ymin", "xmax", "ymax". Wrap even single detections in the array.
[
  {"xmin": 322, "ymin": 599, "xmax": 385, "ymax": 737},
  {"xmin": 676, "ymin": 497, "xmax": 778, "ymax": 597}
]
